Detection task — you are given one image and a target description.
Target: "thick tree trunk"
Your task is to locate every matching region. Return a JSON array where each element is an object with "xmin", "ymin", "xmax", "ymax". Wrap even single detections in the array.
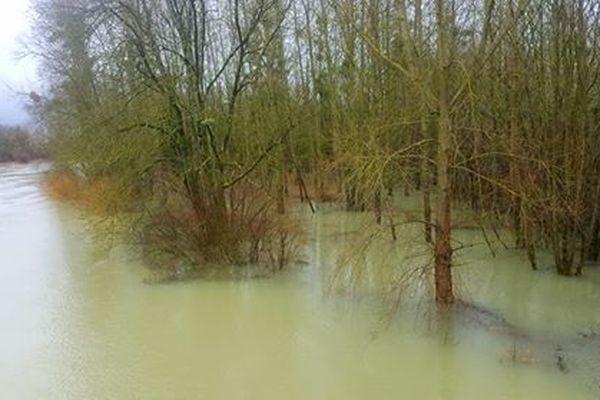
[
  {"xmin": 434, "ymin": 194, "xmax": 454, "ymax": 304},
  {"xmin": 433, "ymin": 0, "xmax": 455, "ymax": 305},
  {"xmin": 434, "ymin": 114, "xmax": 454, "ymax": 304}
]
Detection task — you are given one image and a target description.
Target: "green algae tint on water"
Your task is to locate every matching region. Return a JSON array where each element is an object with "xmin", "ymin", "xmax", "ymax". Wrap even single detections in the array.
[{"xmin": 1, "ymin": 163, "xmax": 599, "ymax": 400}]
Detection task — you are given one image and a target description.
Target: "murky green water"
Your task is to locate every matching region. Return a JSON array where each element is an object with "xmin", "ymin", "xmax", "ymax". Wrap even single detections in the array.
[{"xmin": 1, "ymin": 163, "xmax": 599, "ymax": 399}]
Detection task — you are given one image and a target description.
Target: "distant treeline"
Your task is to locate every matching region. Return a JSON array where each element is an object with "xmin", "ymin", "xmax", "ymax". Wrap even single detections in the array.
[{"xmin": 0, "ymin": 125, "xmax": 46, "ymax": 163}]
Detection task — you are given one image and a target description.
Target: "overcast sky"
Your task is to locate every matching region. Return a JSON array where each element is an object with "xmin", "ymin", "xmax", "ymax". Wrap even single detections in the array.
[{"xmin": 0, "ymin": 0, "xmax": 38, "ymax": 127}]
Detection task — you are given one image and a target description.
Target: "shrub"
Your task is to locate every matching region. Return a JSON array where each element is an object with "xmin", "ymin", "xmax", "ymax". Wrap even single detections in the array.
[
  {"xmin": 43, "ymin": 171, "xmax": 140, "ymax": 216},
  {"xmin": 43, "ymin": 171, "xmax": 81, "ymax": 202},
  {"xmin": 138, "ymin": 180, "xmax": 304, "ymax": 277}
]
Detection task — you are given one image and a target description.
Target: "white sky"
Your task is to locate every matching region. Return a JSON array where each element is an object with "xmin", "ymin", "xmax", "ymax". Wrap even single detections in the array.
[{"xmin": 0, "ymin": 0, "xmax": 38, "ymax": 126}]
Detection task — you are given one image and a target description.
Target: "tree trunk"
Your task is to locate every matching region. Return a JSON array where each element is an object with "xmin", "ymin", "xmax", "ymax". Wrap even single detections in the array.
[{"xmin": 434, "ymin": 0, "xmax": 455, "ymax": 305}]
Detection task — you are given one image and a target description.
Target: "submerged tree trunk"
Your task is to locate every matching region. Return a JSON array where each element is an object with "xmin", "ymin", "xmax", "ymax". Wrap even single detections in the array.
[
  {"xmin": 433, "ymin": 0, "xmax": 454, "ymax": 305},
  {"xmin": 590, "ymin": 220, "xmax": 600, "ymax": 262}
]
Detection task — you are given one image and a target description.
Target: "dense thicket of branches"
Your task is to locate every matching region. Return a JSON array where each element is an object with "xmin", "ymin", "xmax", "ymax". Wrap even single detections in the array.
[
  {"xmin": 0, "ymin": 125, "xmax": 45, "ymax": 163},
  {"xmin": 32, "ymin": 0, "xmax": 600, "ymax": 303}
]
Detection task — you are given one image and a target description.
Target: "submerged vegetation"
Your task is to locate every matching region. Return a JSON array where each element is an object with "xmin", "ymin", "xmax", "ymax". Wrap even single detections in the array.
[{"xmin": 31, "ymin": 0, "xmax": 600, "ymax": 303}]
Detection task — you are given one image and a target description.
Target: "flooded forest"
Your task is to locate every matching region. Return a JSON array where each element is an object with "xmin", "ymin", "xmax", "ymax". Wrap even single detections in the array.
[{"xmin": 2, "ymin": 0, "xmax": 600, "ymax": 398}]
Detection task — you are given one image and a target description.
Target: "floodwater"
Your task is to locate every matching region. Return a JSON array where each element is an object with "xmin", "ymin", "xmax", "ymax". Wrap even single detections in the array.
[{"xmin": 1, "ymin": 162, "xmax": 599, "ymax": 399}]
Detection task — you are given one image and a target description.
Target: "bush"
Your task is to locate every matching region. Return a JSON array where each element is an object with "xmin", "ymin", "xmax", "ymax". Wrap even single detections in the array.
[
  {"xmin": 138, "ymin": 179, "xmax": 304, "ymax": 278},
  {"xmin": 43, "ymin": 171, "xmax": 81, "ymax": 202},
  {"xmin": 43, "ymin": 171, "xmax": 141, "ymax": 215},
  {"xmin": 45, "ymin": 168, "xmax": 304, "ymax": 278}
]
